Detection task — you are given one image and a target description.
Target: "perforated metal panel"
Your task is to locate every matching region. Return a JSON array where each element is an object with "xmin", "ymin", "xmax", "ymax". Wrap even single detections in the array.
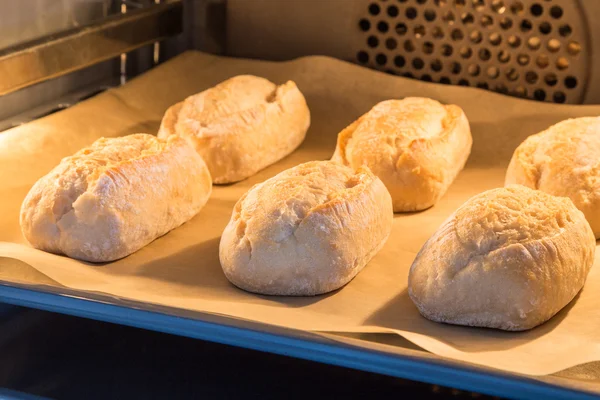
[{"xmin": 356, "ymin": 0, "xmax": 588, "ymax": 103}]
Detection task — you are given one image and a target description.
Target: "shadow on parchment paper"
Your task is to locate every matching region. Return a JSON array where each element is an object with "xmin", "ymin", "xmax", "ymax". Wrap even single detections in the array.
[{"xmin": 365, "ymin": 288, "xmax": 580, "ymax": 353}]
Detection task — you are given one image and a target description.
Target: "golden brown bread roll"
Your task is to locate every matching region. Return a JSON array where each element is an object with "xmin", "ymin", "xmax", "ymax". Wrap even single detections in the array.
[
  {"xmin": 332, "ymin": 97, "xmax": 472, "ymax": 212},
  {"xmin": 20, "ymin": 134, "xmax": 212, "ymax": 262},
  {"xmin": 158, "ymin": 75, "xmax": 310, "ymax": 184},
  {"xmin": 409, "ymin": 185, "xmax": 595, "ymax": 331},
  {"xmin": 219, "ymin": 160, "xmax": 393, "ymax": 296},
  {"xmin": 506, "ymin": 117, "xmax": 600, "ymax": 238}
]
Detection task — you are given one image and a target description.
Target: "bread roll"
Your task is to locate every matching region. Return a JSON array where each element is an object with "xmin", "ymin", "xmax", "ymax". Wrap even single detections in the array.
[
  {"xmin": 158, "ymin": 75, "xmax": 311, "ymax": 184},
  {"xmin": 506, "ymin": 117, "xmax": 600, "ymax": 238},
  {"xmin": 20, "ymin": 134, "xmax": 212, "ymax": 262},
  {"xmin": 409, "ymin": 185, "xmax": 595, "ymax": 331},
  {"xmin": 219, "ymin": 160, "xmax": 393, "ymax": 296},
  {"xmin": 332, "ymin": 97, "xmax": 472, "ymax": 212}
]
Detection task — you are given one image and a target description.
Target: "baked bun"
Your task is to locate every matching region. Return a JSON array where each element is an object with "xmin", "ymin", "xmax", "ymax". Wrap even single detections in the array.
[
  {"xmin": 158, "ymin": 75, "xmax": 310, "ymax": 184},
  {"xmin": 20, "ymin": 134, "xmax": 212, "ymax": 262},
  {"xmin": 506, "ymin": 117, "xmax": 600, "ymax": 238},
  {"xmin": 219, "ymin": 160, "xmax": 393, "ymax": 296},
  {"xmin": 332, "ymin": 97, "xmax": 472, "ymax": 212},
  {"xmin": 409, "ymin": 184, "xmax": 595, "ymax": 331}
]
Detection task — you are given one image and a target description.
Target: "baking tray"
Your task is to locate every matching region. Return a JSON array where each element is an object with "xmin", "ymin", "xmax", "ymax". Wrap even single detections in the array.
[{"xmin": 2, "ymin": 51, "xmax": 600, "ymax": 399}]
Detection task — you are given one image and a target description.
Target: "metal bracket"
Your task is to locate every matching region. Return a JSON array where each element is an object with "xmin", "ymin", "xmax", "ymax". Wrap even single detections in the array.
[{"xmin": 0, "ymin": 0, "xmax": 182, "ymax": 96}]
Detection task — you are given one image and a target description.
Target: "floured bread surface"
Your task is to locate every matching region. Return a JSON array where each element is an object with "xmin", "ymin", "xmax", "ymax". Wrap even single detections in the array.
[
  {"xmin": 332, "ymin": 97, "xmax": 472, "ymax": 212},
  {"xmin": 20, "ymin": 134, "xmax": 212, "ymax": 262},
  {"xmin": 409, "ymin": 185, "xmax": 595, "ymax": 331},
  {"xmin": 219, "ymin": 160, "xmax": 393, "ymax": 296},
  {"xmin": 158, "ymin": 75, "xmax": 311, "ymax": 184},
  {"xmin": 506, "ymin": 117, "xmax": 600, "ymax": 238}
]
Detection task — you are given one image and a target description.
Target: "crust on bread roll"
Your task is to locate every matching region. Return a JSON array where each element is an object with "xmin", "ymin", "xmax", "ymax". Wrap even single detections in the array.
[
  {"xmin": 219, "ymin": 161, "xmax": 393, "ymax": 296},
  {"xmin": 506, "ymin": 117, "xmax": 600, "ymax": 238},
  {"xmin": 332, "ymin": 97, "xmax": 472, "ymax": 212},
  {"xmin": 158, "ymin": 75, "xmax": 311, "ymax": 184},
  {"xmin": 20, "ymin": 134, "xmax": 212, "ymax": 262},
  {"xmin": 409, "ymin": 185, "xmax": 595, "ymax": 331}
]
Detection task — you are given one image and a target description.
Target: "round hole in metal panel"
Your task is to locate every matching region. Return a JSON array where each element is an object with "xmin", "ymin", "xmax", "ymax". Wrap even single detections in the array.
[
  {"xmin": 565, "ymin": 76, "xmax": 577, "ymax": 89},
  {"xmin": 472, "ymin": 0, "xmax": 485, "ymax": 11},
  {"xmin": 491, "ymin": 0, "xmax": 506, "ymax": 14},
  {"xmin": 433, "ymin": 26, "xmax": 445, "ymax": 39},
  {"xmin": 527, "ymin": 36, "xmax": 541, "ymax": 50},
  {"xmin": 442, "ymin": 43, "xmax": 453, "ymax": 56},
  {"xmin": 567, "ymin": 41, "xmax": 581, "ymax": 55},
  {"xmin": 396, "ymin": 23, "xmax": 408, "ymax": 35},
  {"xmin": 517, "ymin": 53, "xmax": 530, "ymax": 66},
  {"xmin": 498, "ymin": 50, "xmax": 510, "ymax": 63},
  {"xmin": 425, "ymin": 9, "xmax": 437, "ymax": 21},
  {"xmin": 550, "ymin": 5, "xmax": 562, "ymax": 19},
  {"xmin": 459, "ymin": 46, "xmax": 472, "ymax": 59},
  {"xmin": 394, "ymin": 55, "xmax": 406, "ymax": 67},
  {"xmin": 451, "ymin": 61, "xmax": 462, "ymax": 74},
  {"xmin": 443, "ymin": 10, "xmax": 455, "ymax": 24},
  {"xmin": 369, "ymin": 3, "xmax": 381, "ymax": 15},
  {"xmin": 404, "ymin": 39, "xmax": 416, "ymax": 52},
  {"xmin": 359, "ymin": 19, "xmax": 371, "ymax": 31},
  {"xmin": 489, "ymin": 32, "xmax": 502, "ymax": 45},
  {"xmin": 454, "ymin": 0, "xmax": 466, "ymax": 7},
  {"xmin": 514, "ymin": 86, "xmax": 527, "ymax": 97},
  {"xmin": 506, "ymin": 67, "xmax": 519, "ymax": 81},
  {"xmin": 377, "ymin": 21, "xmax": 389, "ymax": 33},
  {"xmin": 458, "ymin": 79, "xmax": 470, "ymax": 86},
  {"xmin": 417, "ymin": 0, "xmax": 427, "ymax": 4},
  {"xmin": 530, "ymin": 3, "xmax": 543, "ymax": 17},
  {"xmin": 556, "ymin": 57, "xmax": 569, "ymax": 70},
  {"xmin": 431, "ymin": 59, "xmax": 443, "ymax": 71},
  {"xmin": 539, "ymin": 22, "xmax": 552, "ymax": 35},
  {"xmin": 406, "ymin": 7, "xmax": 418, "ymax": 19},
  {"xmin": 481, "ymin": 15, "xmax": 493, "ymax": 28},
  {"xmin": 440, "ymin": 76, "xmax": 451, "ymax": 84},
  {"xmin": 357, "ymin": 51, "xmax": 369, "ymax": 64},
  {"xmin": 468, "ymin": 64, "xmax": 480, "ymax": 76},
  {"xmin": 495, "ymin": 83, "xmax": 509, "ymax": 94},
  {"xmin": 367, "ymin": 35, "xmax": 379, "ymax": 47},
  {"xmin": 451, "ymin": 28, "xmax": 464, "ymax": 40},
  {"xmin": 386, "ymin": 38, "xmax": 397, "ymax": 49},
  {"xmin": 470, "ymin": 30, "xmax": 482, "ymax": 44},
  {"xmin": 544, "ymin": 73, "xmax": 557, "ymax": 86},
  {"xmin": 435, "ymin": 0, "xmax": 447, "ymax": 6},
  {"xmin": 520, "ymin": 19, "xmax": 533, "ymax": 32},
  {"xmin": 559, "ymin": 24, "xmax": 572, "ymax": 37},
  {"xmin": 553, "ymin": 91, "xmax": 566, "ymax": 103},
  {"xmin": 508, "ymin": 35, "xmax": 521, "ymax": 48},
  {"xmin": 376, "ymin": 53, "xmax": 388, "ymax": 65},
  {"xmin": 525, "ymin": 70, "xmax": 538, "ymax": 83},
  {"xmin": 536, "ymin": 54, "xmax": 549, "ymax": 68},
  {"xmin": 479, "ymin": 48, "xmax": 491, "ymax": 61},
  {"xmin": 547, "ymin": 39, "xmax": 560, "ymax": 52},
  {"xmin": 461, "ymin": 12, "xmax": 474, "ymax": 25},
  {"xmin": 477, "ymin": 82, "xmax": 489, "ymax": 89},
  {"xmin": 487, "ymin": 66, "xmax": 499, "ymax": 78},
  {"xmin": 423, "ymin": 41, "xmax": 435, "ymax": 54},
  {"xmin": 534, "ymin": 89, "xmax": 546, "ymax": 101},
  {"xmin": 500, "ymin": 16, "xmax": 512, "ymax": 29},
  {"xmin": 413, "ymin": 57, "xmax": 425, "ymax": 69},
  {"xmin": 414, "ymin": 25, "xmax": 426, "ymax": 38},
  {"xmin": 510, "ymin": 1, "xmax": 524, "ymax": 15},
  {"xmin": 387, "ymin": 5, "xmax": 399, "ymax": 17},
  {"xmin": 422, "ymin": 74, "xmax": 433, "ymax": 82}
]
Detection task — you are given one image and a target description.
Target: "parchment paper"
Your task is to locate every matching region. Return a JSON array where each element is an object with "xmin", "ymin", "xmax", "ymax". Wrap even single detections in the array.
[{"xmin": 2, "ymin": 51, "xmax": 600, "ymax": 376}]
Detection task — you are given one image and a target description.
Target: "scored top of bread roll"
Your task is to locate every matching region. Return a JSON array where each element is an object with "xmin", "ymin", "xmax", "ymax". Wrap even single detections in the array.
[
  {"xmin": 219, "ymin": 160, "xmax": 393, "ymax": 296},
  {"xmin": 506, "ymin": 117, "xmax": 600, "ymax": 238},
  {"xmin": 20, "ymin": 134, "xmax": 212, "ymax": 262},
  {"xmin": 332, "ymin": 97, "xmax": 472, "ymax": 212},
  {"xmin": 409, "ymin": 184, "xmax": 595, "ymax": 331},
  {"xmin": 158, "ymin": 75, "xmax": 311, "ymax": 184}
]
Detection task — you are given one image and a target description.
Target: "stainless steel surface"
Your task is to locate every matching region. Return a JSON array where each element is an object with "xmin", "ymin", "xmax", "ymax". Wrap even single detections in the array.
[
  {"xmin": 0, "ymin": 0, "xmax": 182, "ymax": 96},
  {"xmin": 225, "ymin": 0, "xmax": 597, "ymax": 104}
]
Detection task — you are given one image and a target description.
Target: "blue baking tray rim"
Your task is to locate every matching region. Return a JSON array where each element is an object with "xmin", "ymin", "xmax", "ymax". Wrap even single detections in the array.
[{"xmin": 0, "ymin": 281, "xmax": 596, "ymax": 400}]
